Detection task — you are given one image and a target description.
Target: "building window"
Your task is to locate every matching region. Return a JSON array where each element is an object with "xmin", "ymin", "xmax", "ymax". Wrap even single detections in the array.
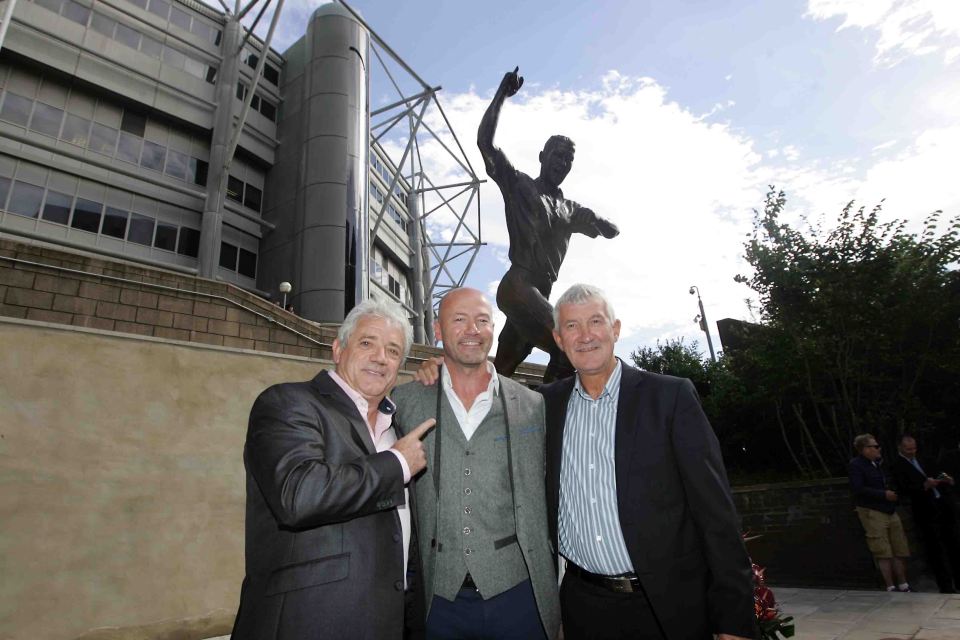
[
  {"xmin": 89, "ymin": 123, "xmax": 118, "ymax": 156},
  {"xmin": 41, "ymin": 190, "xmax": 73, "ymax": 225},
  {"xmin": 117, "ymin": 131, "xmax": 143, "ymax": 164},
  {"xmin": 7, "ymin": 181, "xmax": 44, "ymax": 218},
  {"xmin": 101, "ymin": 207, "xmax": 128, "ymax": 239},
  {"xmin": 264, "ymin": 64, "xmax": 279, "ymax": 86},
  {"xmin": 154, "ymin": 222, "xmax": 178, "ymax": 252},
  {"xmin": 226, "ymin": 175, "xmax": 243, "ymax": 203},
  {"xmin": 61, "ymin": 0, "xmax": 90, "ymax": 25},
  {"xmin": 0, "ymin": 177, "xmax": 11, "ymax": 210},
  {"xmin": 177, "ymin": 227, "xmax": 200, "ymax": 257},
  {"xmin": 70, "ymin": 198, "xmax": 103, "ymax": 233},
  {"xmin": 243, "ymin": 184, "xmax": 262, "ymax": 212},
  {"xmin": 0, "ymin": 92, "xmax": 32, "ymax": 127},
  {"xmin": 388, "ymin": 274, "xmax": 401, "ymax": 299},
  {"xmin": 29, "ymin": 103, "xmax": 64, "ymax": 138},
  {"xmin": 121, "ymin": 110, "xmax": 147, "ymax": 137},
  {"xmin": 140, "ymin": 140, "xmax": 166, "ymax": 171},
  {"xmin": 238, "ymin": 248, "xmax": 257, "ymax": 278},
  {"xmin": 61, "ymin": 114, "xmax": 91, "ymax": 147},
  {"xmin": 219, "ymin": 241, "xmax": 238, "ymax": 270},
  {"xmin": 128, "ymin": 213, "xmax": 155, "ymax": 246}
]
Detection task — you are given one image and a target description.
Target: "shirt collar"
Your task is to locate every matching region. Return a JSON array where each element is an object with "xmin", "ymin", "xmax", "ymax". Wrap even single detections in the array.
[
  {"xmin": 574, "ymin": 358, "xmax": 622, "ymax": 400},
  {"xmin": 441, "ymin": 360, "xmax": 499, "ymax": 397},
  {"xmin": 328, "ymin": 370, "xmax": 396, "ymax": 417}
]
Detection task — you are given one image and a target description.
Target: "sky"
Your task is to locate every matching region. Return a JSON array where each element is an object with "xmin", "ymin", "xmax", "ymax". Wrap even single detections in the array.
[{"xmin": 219, "ymin": 0, "xmax": 960, "ymax": 363}]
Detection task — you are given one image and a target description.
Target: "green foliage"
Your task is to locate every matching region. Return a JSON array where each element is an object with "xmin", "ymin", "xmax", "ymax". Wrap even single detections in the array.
[{"xmin": 729, "ymin": 187, "xmax": 960, "ymax": 476}]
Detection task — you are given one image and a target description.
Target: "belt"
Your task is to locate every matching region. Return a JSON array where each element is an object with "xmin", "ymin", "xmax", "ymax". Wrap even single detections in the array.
[{"xmin": 566, "ymin": 562, "xmax": 641, "ymax": 594}]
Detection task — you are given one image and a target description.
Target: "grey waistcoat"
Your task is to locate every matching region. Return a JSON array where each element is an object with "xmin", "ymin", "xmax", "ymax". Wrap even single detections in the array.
[{"xmin": 431, "ymin": 391, "xmax": 530, "ymax": 601}]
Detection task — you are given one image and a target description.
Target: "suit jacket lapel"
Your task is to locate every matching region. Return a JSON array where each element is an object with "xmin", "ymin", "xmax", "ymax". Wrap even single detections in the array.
[
  {"xmin": 311, "ymin": 371, "xmax": 376, "ymax": 454},
  {"xmin": 545, "ymin": 376, "xmax": 575, "ymax": 498},
  {"xmin": 614, "ymin": 364, "xmax": 644, "ymax": 499}
]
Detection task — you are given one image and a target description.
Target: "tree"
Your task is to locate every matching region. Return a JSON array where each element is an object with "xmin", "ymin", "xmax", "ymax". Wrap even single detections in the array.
[{"xmin": 729, "ymin": 187, "xmax": 960, "ymax": 476}]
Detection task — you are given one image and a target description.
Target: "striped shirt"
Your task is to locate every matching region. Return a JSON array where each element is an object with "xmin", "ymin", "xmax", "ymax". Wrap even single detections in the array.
[{"xmin": 558, "ymin": 360, "xmax": 634, "ymax": 575}]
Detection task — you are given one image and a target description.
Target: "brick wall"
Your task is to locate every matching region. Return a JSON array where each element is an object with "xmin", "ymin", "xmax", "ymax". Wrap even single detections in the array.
[
  {"xmin": 0, "ymin": 236, "xmax": 465, "ymax": 371},
  {"xmin": 733, "ymin": 477, "xmax": 949, "ymax": 591}
]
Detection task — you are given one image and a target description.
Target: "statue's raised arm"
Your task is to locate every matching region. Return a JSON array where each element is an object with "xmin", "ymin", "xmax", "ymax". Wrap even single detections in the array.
[{"xmin": 478, "ymin": 67, "xmax": 524, "ymax": 182}]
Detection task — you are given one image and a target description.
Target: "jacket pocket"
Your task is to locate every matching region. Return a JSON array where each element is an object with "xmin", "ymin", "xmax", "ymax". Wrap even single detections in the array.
[{"xmin": 266, "ymin": 553, "xmax": 350, "ymax": 595}]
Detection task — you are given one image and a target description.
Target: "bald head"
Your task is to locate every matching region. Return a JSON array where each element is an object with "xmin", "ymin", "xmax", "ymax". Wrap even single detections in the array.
[{"xmin": 435, "ymin": 288, "xmax": 494, "ymax": 368}]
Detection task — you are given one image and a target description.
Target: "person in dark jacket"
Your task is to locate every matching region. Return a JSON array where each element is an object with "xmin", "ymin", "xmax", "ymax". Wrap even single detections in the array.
[
  {"xmin": 891, "ymin": 435, "xmax": 960, "ymax": 593},
  {"xmin": 849, "ymin": 433, "xmax": 912, "ymax": 592}
]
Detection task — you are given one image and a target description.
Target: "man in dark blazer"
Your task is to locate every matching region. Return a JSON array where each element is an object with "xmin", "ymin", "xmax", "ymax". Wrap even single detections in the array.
[
  {"xmin": 540, "ymin": 284, "xmax": 757, "ymax": 640},
  {"xmin": 891, "ymin": 435, "xmax": 960, "ymax": 593},
  {"xmin": 231, "ymin": 299, "xmax": 435, "ymax": 640}
]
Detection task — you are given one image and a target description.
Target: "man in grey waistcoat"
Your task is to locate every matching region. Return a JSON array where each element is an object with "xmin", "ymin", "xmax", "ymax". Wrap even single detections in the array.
[{"xmin": 392, "ymin": 287, "xmax": 561, "ymax": 639}]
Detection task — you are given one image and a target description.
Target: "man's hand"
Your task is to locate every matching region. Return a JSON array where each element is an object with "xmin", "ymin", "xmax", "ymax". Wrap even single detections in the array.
[
  {"xmin": 924, "ymin": 477, "xmax": 939, "ymax": 490},
  {"xmin": 501, "ymin": 66, "xmax": 523, "ymax": 98},
  {"xmin": 392, "ymin": 418, "xmax": 436, "ymax": 476},
  {"xmin": 596, "ymin": 217, "xmax": 619, "ymax": 239},
  {"xmin": 414, "ymin": 356, "xmax": 444, "ymax": 386},
  {"xmin": 715, "ymin": 635, "xmax": 753, "ymax": 640},
  {"xmin": 885, "ymin": 489, "xmax": 898, "ymax": 501}
]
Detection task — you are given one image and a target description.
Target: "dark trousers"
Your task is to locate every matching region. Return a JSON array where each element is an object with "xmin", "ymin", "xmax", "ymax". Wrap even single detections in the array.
[
  {"xmin": 426, "ymin": 579, "xmax": 547, "ymax": 640},
  {"xmin": 560, "ymin": 569, "xmax": 666, "ymax": 640}
]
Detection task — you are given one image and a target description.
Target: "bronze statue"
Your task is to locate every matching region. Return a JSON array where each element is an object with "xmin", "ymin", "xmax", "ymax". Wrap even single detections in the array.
[{"xmin": 478, "ymin": 67, "xmax": 619, "ymax": 382}]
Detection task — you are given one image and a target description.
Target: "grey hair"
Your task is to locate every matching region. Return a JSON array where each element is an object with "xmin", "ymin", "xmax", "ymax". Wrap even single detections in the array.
[
  {"xmin": 552, "ymin": 283, "xmax": 617, "ymax": 328},
  {"xmin": 337, "ymin": 298, "xmax": 414, "ymax": 357},
  {"xmin": 853, "ymin": 433, "xmax": 876, "ymax": 453}
]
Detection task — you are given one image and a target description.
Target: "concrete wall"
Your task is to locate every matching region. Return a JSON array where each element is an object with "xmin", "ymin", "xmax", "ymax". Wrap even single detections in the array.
[{"xmin": 0, "ymin": 317, "xmax": 358, "ymax": 640}]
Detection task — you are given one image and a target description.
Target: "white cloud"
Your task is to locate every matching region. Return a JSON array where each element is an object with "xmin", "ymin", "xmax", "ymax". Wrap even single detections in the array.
[{"xmin": 806, "ymin": 0, "xmax": 960, "ymax": 66}]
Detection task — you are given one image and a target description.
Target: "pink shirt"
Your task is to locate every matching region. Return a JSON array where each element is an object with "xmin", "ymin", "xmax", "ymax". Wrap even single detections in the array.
[{"xmin": 329, "ymin": 370, "xmax": 412, "ymax": 587}]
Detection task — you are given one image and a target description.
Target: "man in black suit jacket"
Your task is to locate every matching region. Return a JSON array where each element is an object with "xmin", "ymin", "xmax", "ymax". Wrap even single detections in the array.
[
  {"xmin": 540, "ymin": 284, "xmax": 756, "ymax": 640},
  {"xmin": 891, "ymin": 435, "xmax": 960, "ymax": 593},
  {"xmin": 231, "ymin": 299, "xmax": 435, "ymax": 639}
]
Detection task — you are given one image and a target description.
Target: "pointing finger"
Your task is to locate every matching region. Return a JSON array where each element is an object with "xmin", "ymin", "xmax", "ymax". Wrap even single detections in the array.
[{"xmin": 407, "ymin": 418, "xmax": 436, "ymax": 440}]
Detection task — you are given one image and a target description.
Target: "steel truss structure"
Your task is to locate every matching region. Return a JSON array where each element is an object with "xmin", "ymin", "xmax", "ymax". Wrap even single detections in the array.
[{"xmin": 340, "ymin": 0, "xmax": 485, "ymax": 344}]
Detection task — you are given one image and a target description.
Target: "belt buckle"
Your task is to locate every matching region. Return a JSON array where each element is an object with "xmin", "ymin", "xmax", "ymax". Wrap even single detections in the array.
[{"xmin": 610, "ymin": 578, "xmax": 633, "ymax": 593}]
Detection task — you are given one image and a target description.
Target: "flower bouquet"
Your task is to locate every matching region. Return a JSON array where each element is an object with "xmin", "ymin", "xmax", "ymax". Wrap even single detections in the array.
[{"xmin": 748, "ymin": 536, "xmax": 795, "ymax": 639}]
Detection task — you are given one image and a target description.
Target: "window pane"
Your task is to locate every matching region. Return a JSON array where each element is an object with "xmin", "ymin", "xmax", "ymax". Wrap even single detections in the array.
[
  {"xmin": 89, "ymin": 122, "xmax": 118, "ymax": 155},
  {"xmin": 0, "ymin": 176, "xmax": 10, "ymax": 209},
  {"xmin": 164, "ymin": 149, "xmax": 188, "ymax": 180},
  {"xmin": 260, "ymin": 100, "xmax": 276, "ymax": 122},
  {"xmin": 127, "ymin": 213, "xmax": 154, "ymax": 245},
  {"xmin": 62, "ymin": 0, "xmax": 91, "ymax": 25},
  {"xmin": 42, "ymin": 190, "xmax": 73, "ymax": 225},
  {"xmin": 183, "ymin": 57, "xmax": 205, "ymax": 79},
  {"xmin": 90, "ymin": 12, "xmax": 115, "ymax": 37},
  {"xmin": 140, "ymin": 35, "xmax": 162, "ymax": 58},
  {"xmin": 235, "ymin": 83, "xmax": 245, "ymax": 101},
  {"xmin": 238, "ymin": 248, "xmax": 257, "ymax": 278},
  {"xmin": 120, "ymin": 110, "xmax": 146, "ymax": 136},
  {"xmin": 162, "ymin": 46, "xmax": 186, "ymax": 69},
  {"xmin": 213, "ymin": 29, "xmax": 221, "ymax": 47},
  {"xmin": 35, "ymin": 0, "xmax": 63, "ymax": 13},
  {"xmin": 70, "ymin": 197, "xmax": 102, "ymax": 233},
  {"xmin": 264, "ymin": 64, "xmax": 279, "ymax": 86},
  {"xmin": 177, "ymin": 226, "xmax": 199, "ymax": 257},
  {"xmin": 250, "ymin": 94, "xmax": 260, "ymax": 111},
  {"xmin": 0, "ymin": 92, "xmax": 32, "ymax": 127},
  {"xmin": 219, "ymin": 242, "xmax": 238, "ymax": 269},
  {"xmin": 147, "ymin": 0, "xmax": 169, "ymax": 19},
  {"xmin": 191, "ymin": 158, "xmax": 208, "ymax": 186},
  {"xmin": 139, "ymin": 140, "xmax": 166, "ymax": 171},
  {"xmin": 243, "ymin": 184, "xmax": 262, "ymax": 212},
  {"xmin": 205, "ymin": 66, "xmax": 217, "ymax": 84},
  {"xmin": 29, "ymin": 102, "xmax": 64, "ymax": 137},
  {"xmin": 8, "ymin": 181, "xmax": 44, "ymax": 218},
  {"xmin": 226, "ymin": 175, "xmax": 243, "ymax": 202},
  {"xmin": 101, "ymin": 207, "xmax": 128, "ymax": 238},
  {"xmin": 169, "ymin": 6, "xmax": 190, "ymax": 30},
  {"xmin": 115, "ymin": 23, "xmax": 140, "ymax": 49},
  {"xmin": 116, "ymin": 131, "xmax": 142, "ymax": 164},
  {"xmin": 61, "ymin": 113, "xmax": 90, "ymax": 146},
  {"xmin": 190, "ymin": 19, "xmax": 212, "ymax": 41},
  {"xmin": 154, "ymin": 222, "xmax": 177, "ymax": 251},
  {"xmin": 245, "ymin": 51, "xmax": 258, "ymax": 69}
]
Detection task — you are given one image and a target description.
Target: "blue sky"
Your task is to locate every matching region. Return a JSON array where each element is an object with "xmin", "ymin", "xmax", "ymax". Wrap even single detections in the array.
[{"xmin": 226, "ymin": 0, "xmax": 960, "ymax": 363}]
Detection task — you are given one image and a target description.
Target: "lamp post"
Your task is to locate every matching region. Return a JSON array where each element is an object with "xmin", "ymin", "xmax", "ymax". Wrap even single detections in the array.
[
  {"xmin": 689, "ymin": 285, "xmax": 716, "ymax": 362},
  {"xmin": 279, "ymin": 281, "xmax": 292, "ymax": 309}
]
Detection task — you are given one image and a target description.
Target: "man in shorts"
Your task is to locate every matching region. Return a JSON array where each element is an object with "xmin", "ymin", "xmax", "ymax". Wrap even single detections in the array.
[{"xmin": 849, "ymin": 433, "xmax": 912, "ymax": 592}]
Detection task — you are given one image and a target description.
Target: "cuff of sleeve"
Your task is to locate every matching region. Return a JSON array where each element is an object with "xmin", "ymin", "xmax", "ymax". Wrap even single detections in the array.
[{"xmin": 389, "ymin": 449, "xmax": 412, "ymax": 484}]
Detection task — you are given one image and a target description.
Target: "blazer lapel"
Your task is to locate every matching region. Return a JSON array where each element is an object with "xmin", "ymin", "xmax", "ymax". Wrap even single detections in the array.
[
  {"xmin": 614, "ymin": 364, "xmax": 644, "ymax": 498},
  {"xmin": 545, "ymin": 376, "xmax": 576, "ymax": 496},
  {"xmin": 311, "ymin": 371, "xmax": 376, "ymax": 454}
]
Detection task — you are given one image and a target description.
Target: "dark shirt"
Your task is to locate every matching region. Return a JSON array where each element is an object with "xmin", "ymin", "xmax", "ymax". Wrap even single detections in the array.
[
  {"xmin": 484, "ymin": 148, "xmax": 602, "ymax": 283},
  {"xmin": 849, "ymin": 455, "xmax": 896, "ymax": 514}
]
